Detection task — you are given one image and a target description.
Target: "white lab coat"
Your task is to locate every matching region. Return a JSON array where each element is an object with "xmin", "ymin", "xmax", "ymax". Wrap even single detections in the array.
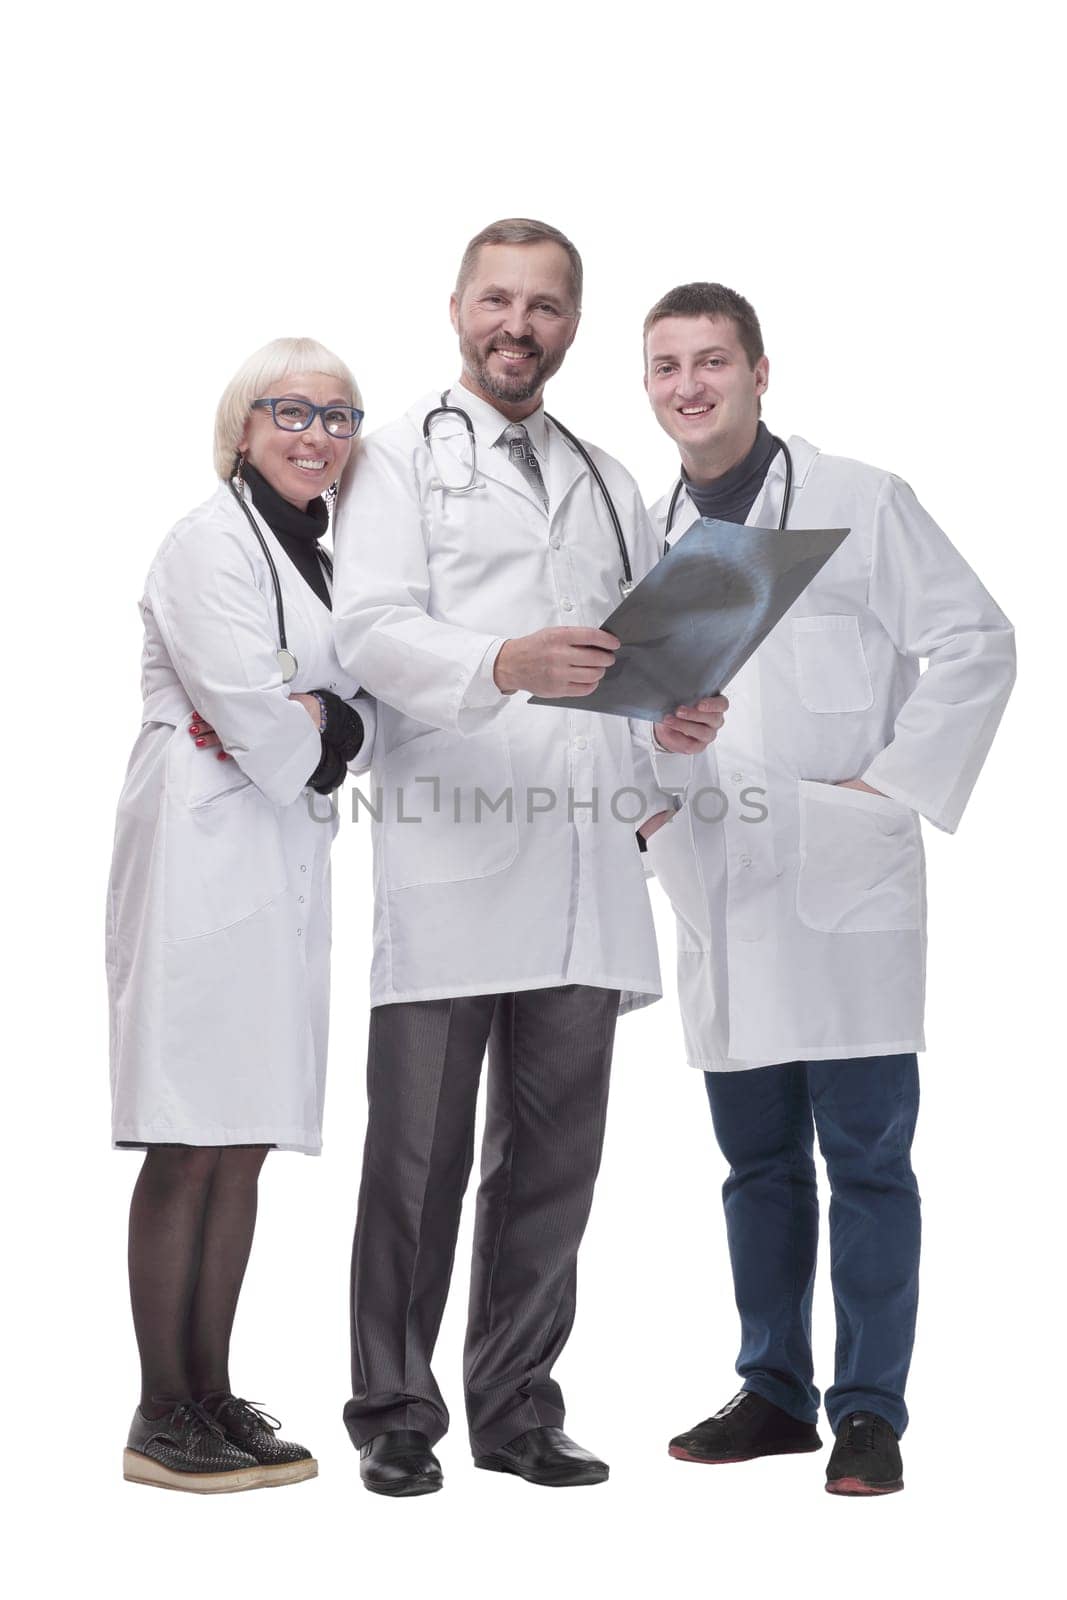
[
  {"xmin": 332, "ymin": 387, "xmax": 663, "ymax": 1013},
  {"xmin": 106, "ymin": 482, "xmax": 374, "ymax": 1152},
  {"xmin": 645, "ymin": 436, "xmax": 1015, "ymax": 1071}
]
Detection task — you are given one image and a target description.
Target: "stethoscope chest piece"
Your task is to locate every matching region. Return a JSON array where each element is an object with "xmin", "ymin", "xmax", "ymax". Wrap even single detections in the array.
[{"xmin": 277, "ymin": 648, "xmax": 298, "ymax": 684}]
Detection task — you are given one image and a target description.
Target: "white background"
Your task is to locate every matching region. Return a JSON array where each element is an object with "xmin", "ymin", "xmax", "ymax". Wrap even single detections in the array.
[{"xmin": 4, "ymin": 1, "xmax": 1061, "ymax": 1595}]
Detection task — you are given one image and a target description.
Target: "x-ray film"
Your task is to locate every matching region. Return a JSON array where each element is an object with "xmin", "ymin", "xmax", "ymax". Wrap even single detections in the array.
[{"xmin": 529, "ymin": 518, "xmax": 850, "ymax": 722}]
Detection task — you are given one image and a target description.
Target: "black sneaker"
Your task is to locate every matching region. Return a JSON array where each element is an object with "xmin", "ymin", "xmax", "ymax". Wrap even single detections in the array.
[
  {"xmin": 123, "ymin": 1400, "xmax": 264, "ymax": 1493},
  {"xmin": 669, "ymin": 1390, "xmax": 822, "ymax": 1464},
  {"xmin": 825, "ymin": 1411, "xmax": 904, "ymax": 1496},
  {"xmin": 201, "ymin": 1393, "xmax": 317, "ymax": 1487}
]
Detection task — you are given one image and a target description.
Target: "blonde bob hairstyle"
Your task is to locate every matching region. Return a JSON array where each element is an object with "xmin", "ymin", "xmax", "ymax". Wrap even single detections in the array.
[{"xmin": 212, "ymin": 336, "xmax": 363, "ymax": 481}]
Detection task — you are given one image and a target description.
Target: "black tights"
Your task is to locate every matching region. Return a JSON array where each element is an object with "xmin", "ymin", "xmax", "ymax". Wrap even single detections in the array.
[{"xmin": 128, "ymin": 1145, "xmax": 269, "ymax": 1417}]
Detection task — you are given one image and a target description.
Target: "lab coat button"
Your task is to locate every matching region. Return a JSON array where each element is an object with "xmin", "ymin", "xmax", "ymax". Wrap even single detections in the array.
[
  {"xmin": 550, "ymin": 535, "xmax": 561, "ymax": 549},
  {"xmin": 739, "ymin": 853, "xmax": 753, "ymax": 867},
  {"xmin": 561, "ymin": 598, "xmax": 574, "ymax": 612},
  {"xmin": 296, "ymin": 928, "xmax": 303, "ymax": 937},
  {"xmin": 300, "ymin": 864, "xmax": 307, "ymax": 873},
  {"xmin": 298, "ymin": 895, "xmax": 305, "ymax": 904},
  {"xmin": 731, "ymin": 772, "xmax": 743, "ymax": 783},
  {"xmin": 574, "ymin": 737, "xmax": 588, "ymax": 751}
]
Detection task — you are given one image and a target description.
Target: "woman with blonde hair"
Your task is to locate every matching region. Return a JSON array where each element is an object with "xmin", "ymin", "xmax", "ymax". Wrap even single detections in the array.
[{"xmin": 107, "ymin": 337, "xmax": 373, "ymax": 1492}]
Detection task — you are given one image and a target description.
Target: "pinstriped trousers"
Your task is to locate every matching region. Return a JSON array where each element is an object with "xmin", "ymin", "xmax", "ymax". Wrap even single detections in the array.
[{"xmin": 342, "ymin": 985, "xmax": 620, "ymax": 1455}]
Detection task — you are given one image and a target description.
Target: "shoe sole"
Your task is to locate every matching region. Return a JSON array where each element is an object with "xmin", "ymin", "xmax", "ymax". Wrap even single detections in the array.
[
  {"xmin": 122, "ymin": 1449, "xmax": 267, "ymax": 1494},
  {"xmin": 251, "ymin": 1458, "xmax": 318, "ymax": 1488},
  {"xmin": 361, "ymin": 1473, "xmax": 443, "ymax": 1498},
  {"xmin": 826, "ymin": 1476, "xmax": 904, "ymax": 1497},
  {"xmin": 474, "ymin": 1456, "xmax": 608, "ymax": 1487},
  {"xmin": 669, "ymin": 1440, "xmax": 823, "ymax": 1464}
]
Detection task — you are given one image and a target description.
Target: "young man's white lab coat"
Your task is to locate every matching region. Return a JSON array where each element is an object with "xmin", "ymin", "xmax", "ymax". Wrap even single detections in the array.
[{"xmin": 645, "ymin": 436, "xmax": 1015, "ymax": 1070}]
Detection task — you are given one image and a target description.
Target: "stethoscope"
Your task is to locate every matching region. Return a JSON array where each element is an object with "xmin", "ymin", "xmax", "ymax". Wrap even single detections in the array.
[
  {"xmin": 227, "ymin": 478, "xmax": 333, "ymax": 683},
  {"xmin": 662, "ymin": 437, "xmax": 794, "ymax": 553},
  {"xmin": 423, "ymin": 391, "xmax": 636, "ymax": 596}
]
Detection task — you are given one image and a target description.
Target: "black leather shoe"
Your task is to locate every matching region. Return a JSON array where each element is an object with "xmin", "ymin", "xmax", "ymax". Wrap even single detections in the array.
[
  {"xmin": 825, "ymin": 1412, "xmax": 904, "ymax": 1496},
  {"xmin": 474, "ymin": 1426, "xmax": 609, "ymax": 1486},
  {"xmin": 123, "ymin": 1400, "xmax": 264, "ymax": 1493},
  {"xmin": 359, "ymin": 1430, "xmax": 443, "ymax": 1497},
  {"xmin": 669, "ymin": 1390, "xmax": 822, "ymax": 1464},
  {"xmin": 201, "ymin": 1393, "xmax": 317, "ymax": 1487}
]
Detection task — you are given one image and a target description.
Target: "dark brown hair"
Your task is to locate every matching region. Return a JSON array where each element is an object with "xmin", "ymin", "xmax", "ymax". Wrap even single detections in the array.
[{"xmin": 643, "ymin": 282, "xmax": 764, "ymax": 367}]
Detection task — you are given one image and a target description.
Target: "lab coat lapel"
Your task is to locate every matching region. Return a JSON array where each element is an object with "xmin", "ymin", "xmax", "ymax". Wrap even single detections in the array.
[
  {"xmin": 665, "ymin": 434, "xmax": 820, "ymax": 545},
  {"xmin": 746, "ymin": 434, "xmax": 819, "ymax": 529},
  {"xmin": 543, "ymin": 419, "xmax": 586, "ymax": 516},
  {"xmin": 665, "ymin": 485, "xmax": 700, "ymax": 549}
]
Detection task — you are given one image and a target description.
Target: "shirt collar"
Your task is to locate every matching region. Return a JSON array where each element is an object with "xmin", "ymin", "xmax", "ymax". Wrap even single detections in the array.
[{"xmin": 448, "ymin": 381, "xmax": 548, "ymax": 459}]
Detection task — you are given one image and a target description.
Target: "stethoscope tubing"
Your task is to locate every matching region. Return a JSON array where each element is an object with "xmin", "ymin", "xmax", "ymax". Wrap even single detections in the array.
[
  {"xmin": 227, "ymin": 478, "xmax": 333, "ymax": 681},
  {"xmin": 663, "ymin": 437, "xmax": 794, "ymax": 552},
  {"xmin": 424, "ymin": 392, "xmax": 633, "ymax": 593}
]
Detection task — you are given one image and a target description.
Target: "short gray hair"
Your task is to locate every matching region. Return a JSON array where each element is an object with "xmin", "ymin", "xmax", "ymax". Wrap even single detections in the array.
[
  {"xmin": 455, "ymin": 218, "xmax": 583, "ymax": 310},
  {"xmin": 212, "ymin": 336, "xmax": 363, "ymax": 480}
]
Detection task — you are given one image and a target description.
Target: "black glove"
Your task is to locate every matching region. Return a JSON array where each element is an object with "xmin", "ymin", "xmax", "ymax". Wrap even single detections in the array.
[
  {"xmin": 315, "ymin": 690, "xmax": 365, "ymax": 762},
  {"xmin": 307, "ymin": 691, "xmax": 365, "ymax": 794}
]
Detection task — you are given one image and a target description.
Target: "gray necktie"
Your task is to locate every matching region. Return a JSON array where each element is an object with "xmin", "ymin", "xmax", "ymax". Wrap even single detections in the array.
[{"xmin": 501, "ymin": 423, "xmax": 548, "ymax": 510}]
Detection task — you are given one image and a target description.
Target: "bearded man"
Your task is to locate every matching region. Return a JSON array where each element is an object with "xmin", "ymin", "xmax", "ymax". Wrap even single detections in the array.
[{"xmin": 332, "ymin": 220, "xmax": 725, "ymax": 1496}]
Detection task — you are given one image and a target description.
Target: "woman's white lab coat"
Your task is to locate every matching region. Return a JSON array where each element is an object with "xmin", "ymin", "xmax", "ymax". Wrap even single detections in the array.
[
  {"xmin": 645, "ymin": 437, "xmax": 1015, "ymax": 1071},
  {"xmin": 331, "ymin": 388, "xmax": 663, "ymax": 1014},
  {"xmin": 106, "ymin": 482, "xmax": 373, "ymax": 1152}
]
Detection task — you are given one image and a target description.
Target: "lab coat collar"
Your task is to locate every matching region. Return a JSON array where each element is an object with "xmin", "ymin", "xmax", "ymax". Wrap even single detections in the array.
[{"xmin": 668, "ymin": 435, "xmax": 820, "ymax": 542}]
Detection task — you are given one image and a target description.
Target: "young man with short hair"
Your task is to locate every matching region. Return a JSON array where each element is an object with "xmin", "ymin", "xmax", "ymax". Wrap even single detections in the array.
[{"xmin": 641, "ymin": 282, "xmax": 1015, "ymax": 1495}]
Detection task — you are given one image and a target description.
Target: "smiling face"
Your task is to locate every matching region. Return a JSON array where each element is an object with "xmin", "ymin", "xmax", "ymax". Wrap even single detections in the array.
[
  {"xmin": 239, "ymin": 370, "xmax": 355, "ymax": 509},
  {"xmin": 450, "ymin": 241, "xmax": 580, "ymax": 420},
  {"xmin": 644, "ymin": 315, "xmax": 769, "ymax": 478}
]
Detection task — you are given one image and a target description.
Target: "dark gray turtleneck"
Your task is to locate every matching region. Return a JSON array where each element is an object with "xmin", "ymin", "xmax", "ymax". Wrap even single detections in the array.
[{"xmin": 683, "ymin": 420, "xmax": 780, "ymax": 526}]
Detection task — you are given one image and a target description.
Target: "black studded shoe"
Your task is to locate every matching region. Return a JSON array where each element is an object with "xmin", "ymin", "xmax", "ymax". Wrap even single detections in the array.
[
  {"xmin": 200, "ymin": 1394, "xmax": 318, "ymax": 1487},
  {"xmin": 123, "ymin": 1400, "xmax": 264, "ymax": 1493},
  {"xmin": 825, "ymin": 1412, "xmax": 904, "ymax": 1496}
]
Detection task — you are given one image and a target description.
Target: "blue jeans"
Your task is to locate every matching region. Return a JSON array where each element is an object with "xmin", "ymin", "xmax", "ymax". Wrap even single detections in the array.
[{"xmin": 704, "ymin": 1055, "xmax": 921, "ymax": 1437}]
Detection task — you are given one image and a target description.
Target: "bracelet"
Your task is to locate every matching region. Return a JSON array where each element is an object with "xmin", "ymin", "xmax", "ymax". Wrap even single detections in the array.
[{"xmin": 311, "ymin": 692, "xmax": 328, "ymax": 734}]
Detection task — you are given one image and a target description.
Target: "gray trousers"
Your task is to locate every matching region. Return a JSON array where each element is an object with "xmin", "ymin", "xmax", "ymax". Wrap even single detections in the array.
[{"xmin": 342, "ymin": 984, "xmax": 620, "ymax": 1455}]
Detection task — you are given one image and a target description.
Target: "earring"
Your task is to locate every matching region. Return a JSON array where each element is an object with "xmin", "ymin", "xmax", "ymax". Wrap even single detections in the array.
[
  {"xmin": 325, "ymin": 481, "xmax": 338, "ymax": 517},
  {"xmin": 234, "ymin": 452, "xmax": 245, "ymax": 494}
]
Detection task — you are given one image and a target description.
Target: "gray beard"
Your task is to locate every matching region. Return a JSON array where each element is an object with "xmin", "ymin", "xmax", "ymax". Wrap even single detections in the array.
[{"xmin": 459, "ymin": 333, "xmax": 562, "ymax": 407}]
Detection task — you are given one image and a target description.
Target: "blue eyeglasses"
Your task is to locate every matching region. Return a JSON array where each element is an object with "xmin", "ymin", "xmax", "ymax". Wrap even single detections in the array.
[{"xmin": 252, "ymin": 397, "xmax": 364, "ymax": 438}]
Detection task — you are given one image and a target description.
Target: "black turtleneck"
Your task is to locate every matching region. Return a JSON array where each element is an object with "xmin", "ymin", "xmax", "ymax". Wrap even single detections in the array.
[
  {"xmin": 238, "ymin": 462, "xmax": 363, "ymax": 792},
  {"xmin": 243, "ymin": 461, "xmax": 332, "ymax": 609},
  {"xmin": 683, "ymin": 420, "xmax": 779, "ymax": 526}
]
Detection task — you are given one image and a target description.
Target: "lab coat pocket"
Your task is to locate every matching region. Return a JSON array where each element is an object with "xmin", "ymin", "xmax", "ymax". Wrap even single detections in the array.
[
  {"xmin": 645, "ymin": 806, "xmax": 711, "ymax": 950},
  {"xmin": 796, "ymin": 779, "xmax": 923, "ymax": 934},
  {"xmin": 162, "ymin": 732, "xmax": 288, "ymax": 941},
  {"xmin": 792, "ymin": 615, "xmax": 874, "ymax": 713},
  {"xmin": 382, "ymin": 727, "xmax": 519, "ymax": 891}
]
